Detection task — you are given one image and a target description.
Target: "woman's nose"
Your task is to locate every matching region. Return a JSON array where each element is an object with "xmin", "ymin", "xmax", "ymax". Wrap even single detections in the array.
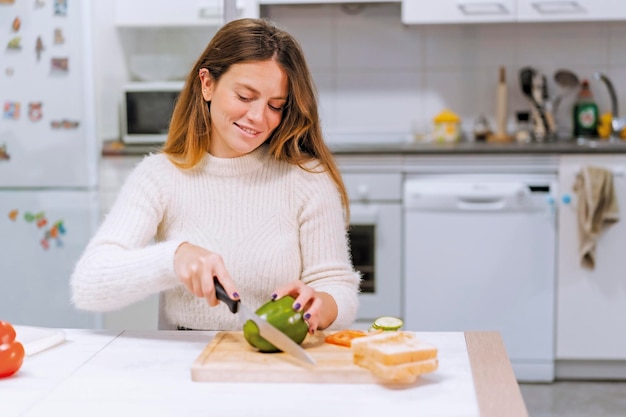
[{"xmin": 246, "ymin": 102, "xmax": 264, "ymax": 122}]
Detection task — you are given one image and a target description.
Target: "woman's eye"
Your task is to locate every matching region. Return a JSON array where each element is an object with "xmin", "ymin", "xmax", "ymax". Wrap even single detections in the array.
[
  {"xmin": 269, "ymin": 104, "xmax": 284, "ymax": 112},
  {"xmin": 237, "ymin": 94, "xmax": 252, "ymax": 102}
]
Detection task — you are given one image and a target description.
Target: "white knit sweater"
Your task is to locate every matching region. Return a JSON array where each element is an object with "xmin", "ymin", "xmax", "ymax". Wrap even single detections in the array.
[{"xmin": 71, "ymin": 145, "xmax": 360, "ymax": 330}]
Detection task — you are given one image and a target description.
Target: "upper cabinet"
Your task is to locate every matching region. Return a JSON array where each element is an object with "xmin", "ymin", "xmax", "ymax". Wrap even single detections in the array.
[
  {"xmin": 402, "ymin": 1, "xmax": 516, "ymax": 24},
  {"xmin": 258, "ymin": 0, "xmax": 398, "ymax": 4},
  {"xmin": 517, "ymin": 0, "xmax": 626, "ymax": 22},
  {"xmin": 114, "ymin": 0, "xmax": 226, "ymax": 27},
  {"xmin": 115, "ymin": 0, "xmax": 259, "ymax": 27},
  {"xmin": 402, "ymin": 0, "xmax": 626, "ymax": 24}
]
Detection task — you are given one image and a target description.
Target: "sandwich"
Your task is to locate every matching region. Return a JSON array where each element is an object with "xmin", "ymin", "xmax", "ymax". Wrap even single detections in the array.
[{"xmin": 351, "ymin": 331, "xmax": 438, "ymax": 384}]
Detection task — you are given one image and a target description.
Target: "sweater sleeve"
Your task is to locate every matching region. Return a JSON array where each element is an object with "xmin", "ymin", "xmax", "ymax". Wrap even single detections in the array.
[
  {"xmin": 71, "ymin": 155, "xmax": 184, "ymax": 312},
  {"xmin": 296, "ymin": 167, "xmax": 361, "ymax": 329}
]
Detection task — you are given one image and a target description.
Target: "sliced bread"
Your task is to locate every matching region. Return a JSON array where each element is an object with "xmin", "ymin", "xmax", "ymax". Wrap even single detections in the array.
[
  {"xmin": 351, "ymin": 331, "xmax": 438, "ymax": 366},
  {"xmin": 354, "ymin": 355, "xmax": 439, "ymax": 384}
]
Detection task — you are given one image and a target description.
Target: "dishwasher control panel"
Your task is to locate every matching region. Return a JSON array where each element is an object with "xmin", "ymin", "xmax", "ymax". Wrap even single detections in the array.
[{"xmin": 403, "ymin": 175, "xmax": 557, "ymax": 212}]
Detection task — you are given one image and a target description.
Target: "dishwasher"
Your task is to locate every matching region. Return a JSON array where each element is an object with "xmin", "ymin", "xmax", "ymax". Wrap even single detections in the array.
[{"xmin": 403, "ymin": 174, "xmax": 557, "ymax": 382}]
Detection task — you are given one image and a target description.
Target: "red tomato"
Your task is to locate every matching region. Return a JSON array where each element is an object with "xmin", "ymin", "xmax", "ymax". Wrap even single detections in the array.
[
  {"xmin": 0, "ymin": 341, "xmax": 25, "ymax": 378},
  {"xmin": 0, "ymin": 320, "xmax": 16, "ymax": 344},
  {"xmin": 0, "ymin": 321, "xmax": 25, "ymax": 378}
]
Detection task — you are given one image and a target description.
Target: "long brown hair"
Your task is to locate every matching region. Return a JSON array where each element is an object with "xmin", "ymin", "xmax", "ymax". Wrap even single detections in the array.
[{"xmin": 162, "ymin": 18, "xmax": 349, "ymax": 222}]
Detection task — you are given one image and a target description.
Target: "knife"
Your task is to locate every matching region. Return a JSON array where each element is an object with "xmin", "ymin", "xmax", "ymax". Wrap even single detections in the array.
[{"xmin": 213, "ymin": 278, "xmax": 316, "ymax": 366}]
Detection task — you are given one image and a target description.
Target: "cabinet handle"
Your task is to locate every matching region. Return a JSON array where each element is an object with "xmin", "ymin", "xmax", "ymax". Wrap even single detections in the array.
[
  {"xmin": 531, "ymin": 1, "xmax": 585, "ymax": 15},
  {"xmin": 198, "ymin": 7, "xmax": 222, "ymax": 20},
  {"xmin": 458, "ymin": 2, "xmax": 510, "ymax": 15}
]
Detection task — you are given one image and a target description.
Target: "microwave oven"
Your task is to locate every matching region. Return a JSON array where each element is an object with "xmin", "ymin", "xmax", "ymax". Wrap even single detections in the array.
[{"xmin": 121, "ymin": 81, "xmax": 184, "ymax": 144}]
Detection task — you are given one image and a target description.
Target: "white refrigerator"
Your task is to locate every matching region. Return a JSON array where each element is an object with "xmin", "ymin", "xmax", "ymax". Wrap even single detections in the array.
[{"xmin": 0, "ymin": 0, "xmax": 100, "ymax": 328}]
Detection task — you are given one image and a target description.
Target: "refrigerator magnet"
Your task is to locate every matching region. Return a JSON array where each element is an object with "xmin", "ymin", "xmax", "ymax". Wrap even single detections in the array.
[
  {"xmin": 50, "ymin": 57, "xmax": 68, "ymax": 72},
  {"xmin": 8, "ymin": 210, "xmax": 18, "ymax": 221},
  {"xmin": 35, "ymin": 36, "xmax": 44, "ymax": 61},
  {"xmin": 51, "ymin": 119, "xmax": 79, "ymax": 129},
  {"xmin": 35, "ymin": 0, "xmax": 45, "ymax": 8},
  {"xmin": 61, "ymin": 119, "xmax": 79, "ymax": 129},
  {"xmin": 53, "ymin": 0, "xmax": 67, "ymax": 16},
  {"xmin": 12, "ymin": 17, "xmax": 21, "ymax": 32},
  {"xmin": 0, "ymin": 144, "xmax": 10, "ymax": 161},
  {"xmin": 0, "ymin": 0, "xmax": 16, "ymax": 4},
  {"xmin": 28, "ymin": 102, "xmax": 43, "ymax": 122},
  {"xmin": 3, "ymin": 102, "xmax": 20, "ymax": 120},
  {"xmin": 7, "ymin": 36, "xmax": 21, "ymax": 50},
  {"xmin": 5, "ymin": 67, "xmax": 15, "ymax": 76},
  {"xmin": 54, "ymin": 220, "xmax": 66, "ymax": 235},
  {"xmin": 53, "ymin": 28, "xmax": 64, "ymax": 44},
  {"xmin": 37, "ymin": 217, "xmax": 48, "ymax": 229}
]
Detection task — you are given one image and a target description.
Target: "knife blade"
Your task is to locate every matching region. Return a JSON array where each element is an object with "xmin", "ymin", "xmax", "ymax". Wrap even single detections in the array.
[{"xmin": 213, "ymin": 278, "xmax": 316, "ymax": 366}]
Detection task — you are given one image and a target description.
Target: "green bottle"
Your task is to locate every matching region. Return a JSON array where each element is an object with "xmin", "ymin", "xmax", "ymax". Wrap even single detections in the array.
[{"xmin": 573, "ymin": 79, "xmax": 599, "ymax": 138}]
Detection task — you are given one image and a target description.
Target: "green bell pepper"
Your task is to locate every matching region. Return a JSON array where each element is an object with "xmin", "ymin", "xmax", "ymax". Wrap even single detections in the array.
[{"xmin": 243, "ymin": 295, "xmax": 309, "ymax": 353}]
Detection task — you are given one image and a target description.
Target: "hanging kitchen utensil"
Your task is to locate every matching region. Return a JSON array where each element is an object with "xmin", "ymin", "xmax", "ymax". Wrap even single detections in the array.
[
  {"xmin": 540, "ymin": 73, "xmax": 557, "ymax": 137},
  {"xmin": 553, "ymin": 69, "xmax": 580, "ymax": 115},
  {"xmin": 519, "ymin": 67, "xmax": 549, "ymax": 140}
]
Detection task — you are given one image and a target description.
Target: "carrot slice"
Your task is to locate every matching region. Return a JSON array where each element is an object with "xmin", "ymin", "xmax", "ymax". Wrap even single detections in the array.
[{"xmin": 325, "ymin": 329, "xmax": 381, "ymax": 347}]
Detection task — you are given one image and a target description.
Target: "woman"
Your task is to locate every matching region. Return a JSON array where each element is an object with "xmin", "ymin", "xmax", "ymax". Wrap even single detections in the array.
[{"xmin": 71, "ymin": 18, "xmax": 360, "ymax": 332}]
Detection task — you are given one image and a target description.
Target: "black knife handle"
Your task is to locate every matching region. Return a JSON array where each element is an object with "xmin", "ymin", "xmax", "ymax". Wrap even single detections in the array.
[{"xmin": 213, "ymin": 277, "xmax": 239, "ymax": 314}]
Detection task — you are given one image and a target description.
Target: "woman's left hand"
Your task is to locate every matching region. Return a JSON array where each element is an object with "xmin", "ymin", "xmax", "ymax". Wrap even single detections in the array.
[{"xmin": 270, "ymin": 281, "xmax": 338, "ymax": 334}]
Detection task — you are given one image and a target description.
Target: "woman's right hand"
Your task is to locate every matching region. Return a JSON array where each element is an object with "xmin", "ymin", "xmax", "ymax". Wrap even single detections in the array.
[{"xmin": 173, "ymin": 242, "xmax": 240, "ymax": 306}]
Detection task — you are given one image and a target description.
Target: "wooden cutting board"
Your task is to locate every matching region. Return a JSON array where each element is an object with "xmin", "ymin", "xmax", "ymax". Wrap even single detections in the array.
[{"xmin": 191, "ymin": 331, "xmax": 380, "ymax": 383}]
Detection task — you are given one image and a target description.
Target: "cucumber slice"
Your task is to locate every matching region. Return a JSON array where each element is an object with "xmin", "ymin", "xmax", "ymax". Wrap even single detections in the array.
[{"xmin": 371, "ymin": 316, "xmax": 403, "ymax": 331}]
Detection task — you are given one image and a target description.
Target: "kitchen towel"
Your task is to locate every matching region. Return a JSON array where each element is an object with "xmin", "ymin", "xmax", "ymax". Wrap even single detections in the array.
[{"xmin": 574, "ymin": 166, "xmax": 620, "ymax": 269}]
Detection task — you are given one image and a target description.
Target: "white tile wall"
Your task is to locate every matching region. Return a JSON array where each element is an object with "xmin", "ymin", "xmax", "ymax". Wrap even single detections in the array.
[{"xmin": 93, "ymin": 2, "xmax": 626, "ymax": 144}]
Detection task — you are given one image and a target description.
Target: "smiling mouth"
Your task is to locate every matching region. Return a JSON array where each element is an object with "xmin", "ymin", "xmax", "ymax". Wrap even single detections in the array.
[{"xmin": 236, "ymin": 123, "xmax": 260, "ymax": 136}]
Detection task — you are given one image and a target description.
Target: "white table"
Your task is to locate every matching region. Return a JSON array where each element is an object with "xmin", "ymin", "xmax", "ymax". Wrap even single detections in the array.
[{"xmin": 2, "ymin": 330, "xmax": 528, "ymax": 417}]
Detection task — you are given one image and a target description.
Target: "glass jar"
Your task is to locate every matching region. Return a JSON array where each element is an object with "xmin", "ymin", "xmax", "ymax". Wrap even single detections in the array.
[{"xmin": 515, "ymin": 111, "xmax": 532, "ymax": 143}]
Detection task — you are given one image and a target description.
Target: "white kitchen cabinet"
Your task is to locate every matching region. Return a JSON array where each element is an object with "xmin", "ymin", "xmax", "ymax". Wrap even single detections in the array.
[
  {"xmin": 98, "ymin": 155, "xmax": 144, "ymax": 218},
  {"xmin": 401, "ymin": 0, "xmax": 517, "ymax": 24},
  {"xmin": 402, "ymin": 0, "xmax": 626, "ymax": 24},
  {"xmin": 517, "ymin": 0, "xmax": 626, "ymax": 22},
  {"xmin": 556, "ymin": 155, "xmax": 626, "ymax": 362},
  {"xmin": 114, "ymin": 0, "xmax": 225, "ymax": 27},
  {"xmin": 259, "ymin": 0, "xmax": 398, "ymax": 4}
]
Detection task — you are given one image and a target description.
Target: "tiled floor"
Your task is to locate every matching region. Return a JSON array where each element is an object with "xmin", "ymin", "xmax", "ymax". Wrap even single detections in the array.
[{"xmin": 520, "ymin": 381, "xmax": 626, "ymax": 417}]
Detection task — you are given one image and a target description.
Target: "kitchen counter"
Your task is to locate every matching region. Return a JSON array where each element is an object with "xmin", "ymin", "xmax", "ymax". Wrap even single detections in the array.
[
  {"xmin": 3, "ymin": 329, "xmax": 528, "ymax": 417},
  {"xmin": 102, "ymin": 138, "xmax": 626, "ymax": 157}
]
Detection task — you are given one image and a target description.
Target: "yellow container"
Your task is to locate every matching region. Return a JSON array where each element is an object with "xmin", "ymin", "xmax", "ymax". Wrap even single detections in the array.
[{"xmin": 433, "ymin": 109, "xmax": 461, "ymax": 143}]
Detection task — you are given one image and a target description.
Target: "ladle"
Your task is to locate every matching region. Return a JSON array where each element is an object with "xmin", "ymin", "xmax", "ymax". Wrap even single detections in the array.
[{"xmin": 553, "ymin": 69, "xmax": 580, "ymax": 113}]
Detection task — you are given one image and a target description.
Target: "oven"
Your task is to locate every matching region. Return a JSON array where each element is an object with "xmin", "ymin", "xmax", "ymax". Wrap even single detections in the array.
[{"xmin": 342, "ymin": 172, "xmax": 403, "ymax": 324}]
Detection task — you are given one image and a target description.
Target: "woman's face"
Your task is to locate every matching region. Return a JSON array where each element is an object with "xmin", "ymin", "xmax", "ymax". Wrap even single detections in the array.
[{"xmin": 200, "ymin": 60, "xmax": 288, "ymax": 158}]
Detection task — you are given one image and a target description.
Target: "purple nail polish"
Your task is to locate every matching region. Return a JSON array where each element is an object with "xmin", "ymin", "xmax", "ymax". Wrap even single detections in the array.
[
  {"xmin": 232, "ymin": 292, "xmax": 239, "ymax": 298},
  {"xmin": 293, "ymin": 302, "xmax": 301, "ymax": 311},
  {"xmin": 304, "ymin": 313, "xmax": 311, "ymax": 320},
  {"xmin": 271, "ymin": 293, "xmax": 277, "ymax": 300}
]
